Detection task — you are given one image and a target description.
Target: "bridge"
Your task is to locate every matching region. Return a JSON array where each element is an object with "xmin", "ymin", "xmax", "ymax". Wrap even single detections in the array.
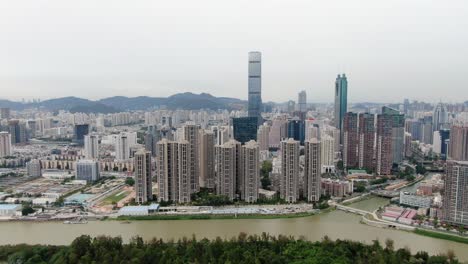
[{"xmin": 334, "ymin": 204, "xmax": 371, "ymax": 216}]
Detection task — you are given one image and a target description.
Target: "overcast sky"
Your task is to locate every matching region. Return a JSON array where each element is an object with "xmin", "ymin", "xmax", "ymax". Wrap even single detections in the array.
[{"xmin": 1, "ymin": 0, "xmax": 467, "ymax": 103}]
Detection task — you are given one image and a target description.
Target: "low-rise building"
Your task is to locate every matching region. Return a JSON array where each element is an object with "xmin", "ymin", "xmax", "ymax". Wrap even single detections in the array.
[
  {"xmin": 117, "ymin": 204, "xmax": 160, "ymax": 216},
  {"xmin": 0, "ymin": 204, "xmax": 22, "ymax": 217},
  {"xmin": 399, "ymin": 191, "xmax": 432, "ymax": 208}
]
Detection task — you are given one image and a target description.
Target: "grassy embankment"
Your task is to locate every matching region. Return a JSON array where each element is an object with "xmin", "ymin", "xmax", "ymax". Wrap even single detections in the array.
[
  {"xmin": 112, "ymin": 211, "xmax": 319, "ymax": 221},
  {"xmin": 414, "ymin": 228, "xmax": 468, "ymax": 244}
]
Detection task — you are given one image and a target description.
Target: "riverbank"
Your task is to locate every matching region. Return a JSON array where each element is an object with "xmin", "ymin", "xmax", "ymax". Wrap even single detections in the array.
[
  {"xmin": 112, "ymin": 211, "xmax": 322, "ymax": 221},
  {"xmin": 414, "ymin": 229, "xmax": 468, "ymax": 245}
]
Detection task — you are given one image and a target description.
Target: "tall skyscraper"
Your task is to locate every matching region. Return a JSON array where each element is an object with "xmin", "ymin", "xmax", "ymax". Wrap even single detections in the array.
[
  {"xmin": 84, "ymin": 134, "xmax": 99, "ymax": 159},
  {"xmin": 76, "ymin": 160, "xmax": 100, "ymax": 183},
  {"xmin": 280, "ymin": 138, "xmax": 300, "ymax": 203},
  {"xmin": 248, "ymin": 51, "xmax": 262, "ymax": 124},
  {"xmin": 376, "ymin": 114, "xmax": 393, "ymax": 175},
  {"xmin": 215, "ymin": 140, "xmax": 241, "ymax": 200},
  {"xmin": 233, "ymin": 117, "xmax": 258, "ymax": 144},
  {"xmin": 182, "ymin": 123, "xmax": 200, "ymax": 192},
  {"xmin": 343, "ymin": 112, "xmax": 358, "ymax": 169},
  {"xmin": 358, "ymin": 113, "xmax": 375, "ymax": 170},
  {"xmin": 298, "ymin": 90, "xmax": 307, "ymax": 112},
  {"xmin": 199, "ymin": 130, "xmax": 215, "ymax": 189},
  {"xmin": 334, "ymin": 74, "xmax": 348, "ymax": 132},
  {"xmin": 134, "ymin": 149, "xmax": 153, "ymax": 204},
  {"xmin": 304, "ymin": 138, "xmax": 321, "ymax": 202},
  {"xmin": 0, "ymin": 132, "xmax": 12, "ymax": 158},
  {"xmin": 73, "ymin": 124, "xmax": 89, "ymax": 146}
]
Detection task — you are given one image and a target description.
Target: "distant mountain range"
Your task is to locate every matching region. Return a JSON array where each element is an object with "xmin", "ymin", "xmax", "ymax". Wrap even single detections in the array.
[{"xmin": 0, "ymin": 93, "xmax": 247, "ymax": 113}]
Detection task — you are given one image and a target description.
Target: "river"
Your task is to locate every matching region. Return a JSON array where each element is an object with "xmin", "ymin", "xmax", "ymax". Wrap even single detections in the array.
[{"xmin": 1, "ymin": 196, "xmax": 467, "ymax": 261}]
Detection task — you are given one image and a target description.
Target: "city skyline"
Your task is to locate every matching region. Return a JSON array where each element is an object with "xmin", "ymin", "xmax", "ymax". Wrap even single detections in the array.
[{"xmin": 1, "ymin": 1, "xmax": 468, "ymax": 103}]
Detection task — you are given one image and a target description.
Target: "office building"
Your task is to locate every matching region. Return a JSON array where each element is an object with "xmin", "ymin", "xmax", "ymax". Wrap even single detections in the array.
[
  {"xmin": 84, "ymin": 134, "xmax": 99, "ymax": 159},
  {"xmin": 182, "ymin": 123, "xmax": 200, "ymax": 192},
  {"xmin": 433, "ymin": 102, "xmax": 448, "ymax": 131},
  {"xmin": 358, "ymin": 113, "xmax": 375, "ymax": 171},
  {"xmin": 76, "ymin": 160, "xmax": 100, "ymax": 183},
  {"xmin": 334, "ymin": 74, "xmax": 348, "ymax": 133},
  {"xmin": 248, "ymin": 51, "xmax": 262, "ymax": 124},
  {"xmin": 233, "ymin": 117, "xmax": 258, "ymax": 144},
  {"xmin": 241, "ymin": 140, "xmax": 260, "ymax": 203},
  {"xmin": 304, "ymin": 138, "xmax": 321, "ymax": 202},
  {"xmin": 399, "ymin": 192, "xmax": 432, "ymax": 208},
  {"xmin": 382, "ymin": 106, "xmax": 405, "ymax": 164},
  {"xmin": 134, "ymin": 149, "xmax": 153, "ymax": 204},
  {"xmin": 73, "ymin": 124, "xmax": 89, "ymax": 146},
  {"xmin": 144, "ymin": 133, "xmax": 157, "ymax": 156},
  {"xmin": 376, "ymin": 114, "xmax": 393, "ymax": 175},
  {"xmin": 287, "ymin": 118, "xmax": 305, "ymax": 144},
  {"xmin": 439, "ymin": 129, "xmax": 451, "ymax": 160},
  {"xmin": 199, "ymin": 130, "xmax": 215, "ymax": 189},
  {"xmin": 0, "ymin": 132, "xmax": 12, "ymax": 158},
  {"xmin": 257, "ymin": 124, "xmax": 270, "ymax": 151},
  {"xmin": 8, "ymin": 120, "xmax": 27, "ymax": 145},
  {"xmin": 421, "ymin": 116, "xmax": 433, "ymax": 144},
  {"xmin": 343, "ymin": 112, "xmax": 358, "ymax": 168},
  {"xmin": 280, "ymin": 138, "xmax": 300, "ymax": 203},
  {"xmin": 298, "ymin": 90, "xmax": 307, "ymax": 112},
  {"xmin": 268, "ymin": 117, "xmax": 288, "ymax": 149},
  {"xmin": 26, "ymin": 159, "xmax": 41, "ymax": 177}
]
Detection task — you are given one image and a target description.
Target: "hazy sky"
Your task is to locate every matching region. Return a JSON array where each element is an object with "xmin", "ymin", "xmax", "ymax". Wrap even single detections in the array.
[{"xmin": 1, "ymin": 0, "xmax": 467, "ymax": 103}]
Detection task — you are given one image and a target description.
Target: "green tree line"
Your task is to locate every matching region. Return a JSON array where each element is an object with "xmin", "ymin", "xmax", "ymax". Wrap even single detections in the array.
[{"xmin": 0, "ymin": 233, "xmax": 459, "ymax": 264}]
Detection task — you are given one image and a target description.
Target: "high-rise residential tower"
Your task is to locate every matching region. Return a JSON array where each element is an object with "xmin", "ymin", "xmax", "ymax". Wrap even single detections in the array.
[
  {"xmin": 215, "ymin": 140, "xmax": 241, "ymax": 200},
  {"xmin": 358, "ymin": 113, "xmax": 375, "ymax": 170},
  {"xmin": 84, "ymin": 134, "xmax": 99, "ymax": 159},
  {"xmin": 334, "ymin": 74, "xmax": 348, "ymax": 132},
  {"xmin": 115, "ymin": 133, "xmax": 130, "ymax": 160},
  {"xmin": 0, "ymin": 132, "xmax": 12, "ymax": 158},
  {"xmin": 443, "ymin": 123, "xmax": 468, "ymax": 225},
  {"xmin": 134, "ymin": 149, "xmax": 153, "ymax": 204},
  {"xmin": 382, "ymin": 106, "xmax": 405, "ymax": 164},
  {"xmin": 376, "ymin": 114, "xmax": 393, "ymax": 175},
  {"xmin": 257, "ymin": 123, "xmax": 270, "ymax": 151},
  {"xmin": 241, "ymin": 140, "xmax": 260, "ymax": 203},
  {"xmin": 156, "ymin": 139, "xmax": 180, "ymax": 202},
  {"xmin": 280, "ymin": 138, "xmax": 300, "ymax": 203},
  {"xmin": 182, "ymin": 123, "xmax": 200, "ymax": 192},
  {"xmin": 199, "ymin": 130, "xmax": 215, "ymax": 189},
  {"xmin": 343, "ymin": 112, "xmax": 358, "ymax": 169},
  {"xmin": 248, "ymin": 51, "xmax": 262, "ymax": 124},
  {"xmin": 304, "ymin": 138, "xmax": 321, "ymax": 202}
]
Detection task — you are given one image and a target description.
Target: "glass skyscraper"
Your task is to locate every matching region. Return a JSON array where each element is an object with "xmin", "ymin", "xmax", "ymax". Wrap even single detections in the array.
[
  {"xmin": 334, "ymin": 74, "xmax": 348, "ymax": 131},
  {"xmin": 248, "ymin": 51, "xmax": 262, "ymax": 124}
]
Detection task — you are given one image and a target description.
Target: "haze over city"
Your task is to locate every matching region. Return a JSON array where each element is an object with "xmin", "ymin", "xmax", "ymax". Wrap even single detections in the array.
[{"xmin": 1, "ymin": 0, "xmax": 468, "ymax": 103}]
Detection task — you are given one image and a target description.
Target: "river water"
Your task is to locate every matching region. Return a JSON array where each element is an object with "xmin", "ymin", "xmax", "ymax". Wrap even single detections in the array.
[{"xmin": 0, "ymin": 196, "xmax": 467, "ymax": 261}]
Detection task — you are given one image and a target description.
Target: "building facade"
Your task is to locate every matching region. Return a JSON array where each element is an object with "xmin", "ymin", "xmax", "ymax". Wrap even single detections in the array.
[{"xmin": 280, "ymin": 138, "xmax": 300, "ymax": 203}]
